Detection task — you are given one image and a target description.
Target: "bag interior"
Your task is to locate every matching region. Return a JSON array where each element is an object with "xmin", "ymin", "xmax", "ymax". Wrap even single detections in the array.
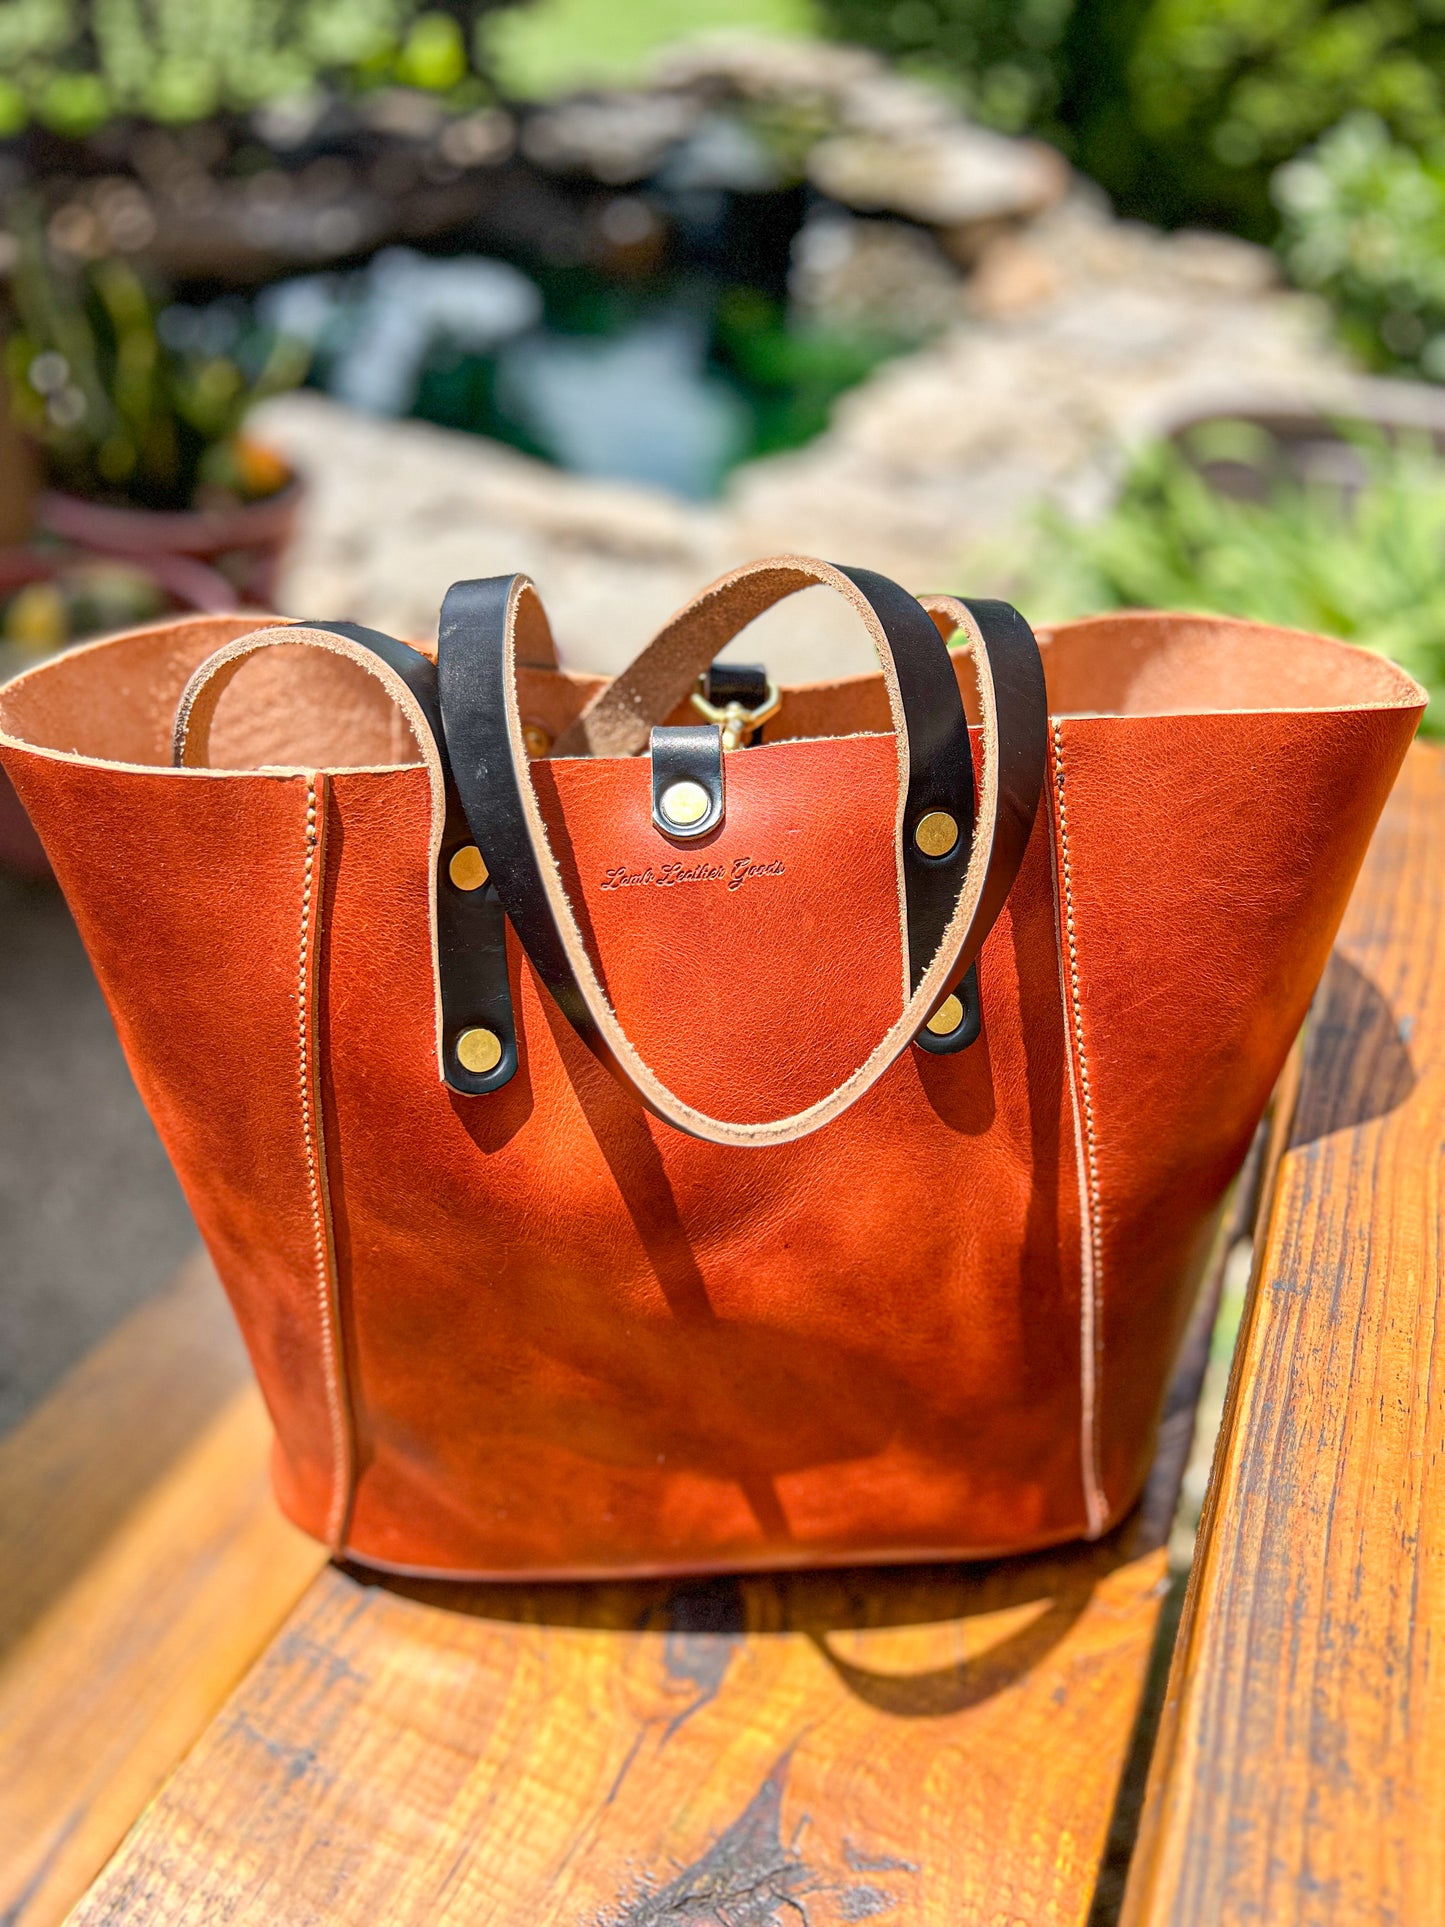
[{"xmin": 0, "ymin": 604, "xmax": 1421, "ymax": 773}]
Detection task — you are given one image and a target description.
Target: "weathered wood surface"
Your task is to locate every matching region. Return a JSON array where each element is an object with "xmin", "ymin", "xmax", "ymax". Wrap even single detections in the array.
[
  {"xmin": 67, "ymin": 1216, "xmax": 1236, "ymax": 1927},
  {"xmin": 66, "ymin": 1559, "xmax": 1166, "ymax": 1927},
  {"xmin": 1122, "ymin": 742, "xmax": 1445, "ymax": 1927},
  {"xmin": 0, "ymin": 1251, "xmax": 243, "ymax": 1657},
  {"xmin": 0, "ymin": 1255, "xmax": 326, "ymax": 1927}
]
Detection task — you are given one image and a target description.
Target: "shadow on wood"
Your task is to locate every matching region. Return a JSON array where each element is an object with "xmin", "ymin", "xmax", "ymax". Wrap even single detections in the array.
[
  {"xmin": 1290, "ymin": 949, "xmax": 1417, "ymax": 1145},
  {"xmin": 66, "ymin": 1193, "xmax": 1233, "ymax": 1927}
]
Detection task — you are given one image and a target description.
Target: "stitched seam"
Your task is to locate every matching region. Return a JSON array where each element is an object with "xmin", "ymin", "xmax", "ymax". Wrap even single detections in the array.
[
  {"xmin": 296, "ymin": 776, "xmax": 348, "ymax": 1549},
  {"xmin": 1052, "ymin": 720, "xmax": 1107, "ymax": 1535}
]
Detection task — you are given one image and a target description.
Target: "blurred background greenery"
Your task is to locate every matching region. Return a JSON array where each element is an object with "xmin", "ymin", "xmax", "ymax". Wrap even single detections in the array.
[
  {"xmin": 1, "ymin": 0, "xmax": 1444, "ymax": 717},
  {"xmin": 1019, "ymin": 427, "xmax": 1445, "ymax": 723},
  {"xmin": 4, "ymin": 0, "xmax": 1444, "ymax": 377}
]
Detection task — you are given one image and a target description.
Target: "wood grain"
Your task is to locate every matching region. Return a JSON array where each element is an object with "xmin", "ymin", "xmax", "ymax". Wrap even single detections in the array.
[
  {"xmin": 67, "ymin": 1557, "xmax": 1165, "ymax": 1927},
  {"xmin": 0, "ymin": 1258, "xmax": 326, "ymax": 1927},
  {"xmin": 67, "ymin": 1219, "xmax": 1234, "ymax": 1927},
  {"xmin": 1122, "ymin": 742, "xmax": 1445, "ymax": 1927},
  {"xmin": 0, "ymin": 1250, "xmax": 245, "ymax": 1659}
]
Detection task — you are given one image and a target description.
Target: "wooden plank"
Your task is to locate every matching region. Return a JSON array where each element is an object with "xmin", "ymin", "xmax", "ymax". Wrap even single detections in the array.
[
  {"xmin": 68, "ymin": 1228, "xmax": 1235, "ymax": 1927},
  {"xmin": 68, "ymin": 1560, "xmax": 1169, "ymax": 1927},
  {"xmin": 0, "ymin": 1251, "xmax": 245, "ymax": 1658},
  {"xmin": 0, "ymin": 1259, "xmax": 327, "ymax": 1927},
  {"xmin": 1121, "ymin": 742, "xmax": 1445, "ymax": 1927}
]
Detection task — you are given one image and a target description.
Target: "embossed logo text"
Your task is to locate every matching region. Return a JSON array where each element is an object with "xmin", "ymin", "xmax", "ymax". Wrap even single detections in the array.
[{"xmin": 600, "ymin": 856, "xmax": 785, "ymax": 893}]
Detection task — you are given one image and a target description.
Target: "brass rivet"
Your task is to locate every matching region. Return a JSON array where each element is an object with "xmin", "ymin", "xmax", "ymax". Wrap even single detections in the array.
[
  {"xmin": 456, "ymin": 1027, "xmax": 502, "ymax": 1074},
  {"xmin": 522, "ymin": 721, "xmax": 552, "ymax": 758},
  {"xmin": 659, "ymin": 779, "xmax": 710, "ymax": 829},
  {"xmin": 927, "ymin": 993, "xmax": 964, "ymax": 1037},
  {"xmin": 915, "ymin": 810, "xmax": 959, "ymax": 858},
  {"xmin": 448, "ymin": 844, "xmax": 488, "ymax": 892}
]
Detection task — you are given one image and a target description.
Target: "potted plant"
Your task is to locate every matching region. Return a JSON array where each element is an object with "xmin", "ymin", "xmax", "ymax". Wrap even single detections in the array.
[
  {"xmin": 0, "ymin": 204, "xmax": 310, "ymax": 875},
  {"xmin": 2, "ymin": 199, "xmax": 309, "ymax": 603}
]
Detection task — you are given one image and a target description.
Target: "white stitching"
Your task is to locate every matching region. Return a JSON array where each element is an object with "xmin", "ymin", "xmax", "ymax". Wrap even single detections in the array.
[
  {"xmin": 296, "ymin": 776, "xmax": 348, "ymax": 1549},
  {"xmin": 1052, "ymin": 720, "xmax": 1107, "ymax": 1535}
]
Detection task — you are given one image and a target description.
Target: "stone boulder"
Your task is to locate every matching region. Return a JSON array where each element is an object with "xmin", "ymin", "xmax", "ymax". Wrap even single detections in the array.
[{"xmin": 808, "ymin": 128, "xmax": 1068, "ymax": 250}]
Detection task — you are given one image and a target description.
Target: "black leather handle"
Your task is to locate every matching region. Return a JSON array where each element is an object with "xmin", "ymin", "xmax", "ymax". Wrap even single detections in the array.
[
  {"xmin": 171, "ymin": 619, "xmax": 521, "ymax": 1097},
  {"xmin": 438, "ymin": 575, "xmax": 597, "ymax": 1044},
  {"xmin": 292, "ymin": 623, "xmax": 522, "ymax": 1097},
  {"xmin": 923, "ymin": 594, "xmax": 1048, "ymax": 985},
  {"xmin": 436, "ymin": 557, "xmax": 1043, "ymax": 1146}
]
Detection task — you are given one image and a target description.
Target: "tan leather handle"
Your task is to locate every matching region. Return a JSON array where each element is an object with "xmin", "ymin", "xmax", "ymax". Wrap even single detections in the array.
[
  {"xmin": 561, "ymin": 581, "xmax": 1050, "ymax": 1066},
  {"xmin": 171, "ymin": 624, "xmax": 441, "ymax": 773},
  {"xmin": 438, "ymin": 558, "xmax": 1047, "ymax": 1146}
]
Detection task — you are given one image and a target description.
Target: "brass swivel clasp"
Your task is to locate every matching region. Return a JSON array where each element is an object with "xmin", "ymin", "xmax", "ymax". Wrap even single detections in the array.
[{"xmin": 690, "ymin": 675, "xmax": 782, "ymax": 751}]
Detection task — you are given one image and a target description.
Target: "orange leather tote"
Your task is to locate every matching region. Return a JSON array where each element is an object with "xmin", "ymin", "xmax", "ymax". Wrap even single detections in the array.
[{"xmin": 0, "ymin": 557, "xmax": 1424, "ymax": 1578}]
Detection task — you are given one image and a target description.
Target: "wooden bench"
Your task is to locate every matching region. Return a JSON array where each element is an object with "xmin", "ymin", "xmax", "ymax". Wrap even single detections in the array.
[
  {"xmin": 2, "ymin": 743, "xmax": 1439, "ymax": 1926},
  {"xmin": 1122, "ymin": 743, "xmax": 1445, "ymax": 1925},
  {"xmin": 0, "ymin": 1259, "xmax": 326, "ymax": 1927}
]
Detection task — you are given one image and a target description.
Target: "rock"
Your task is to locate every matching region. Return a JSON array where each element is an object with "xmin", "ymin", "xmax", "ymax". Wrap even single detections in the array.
[
  {"xmin": 832, "ymin": 69, "xmax": 959, "ymax": 138},
  {"xmin": 357, "ymin": 88, "xmax": 449, "ymax": 140},
  {"xmin": 253, "ymin": 392, "xmax": 727, "ymax": 670},
  {"xmin": 520, "ymin": 91, "xmax": 702, "ymax": 185},
  {"xmin": 437, "ymin": 110, "xmax": 516, "ymax": 170},
  {"xmin": 726, "ymin": 196, "xmax": 1353, "ymax": 581},
  {"xmin": 790, "ymin": 212, "xmax": 964, "ymax": 341},
  {"xmin": 516, "ymin": 32, "xmax": 1069, "ymax": 272},
  {"xmin": 651, "ymin": 34, "xmax": 883, "ymax": 106},
  {"xmin": 966, "ymin": 234, "xmax": 1063, "ymax": 319},
  {"xmin": 248, "ymin": 56, "xmax": 1359, "ymax": 678},
  {"xmin": 808, "ymin": 126, "xmax": 1068, "ymax": 236},
  {"xmin": 1157, "ymin": 229, "xmax": 1280, "ymax": 295},
  {"xmin": 648, "ymin": 32, "xmax": 1068, "ymax": 239},
  {"xmin": 1008, "ymin": 191, "xmax": 1278, "ymax": 300}
]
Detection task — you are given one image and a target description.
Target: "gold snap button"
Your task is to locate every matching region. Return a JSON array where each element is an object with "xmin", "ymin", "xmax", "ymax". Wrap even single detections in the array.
[
  {"xmin": 915, "ymin": 810, "xmax": 959, "ymax": 858},
  {"xmin": 659, "ymin": 779, "xmax": 710, "ymax": 829},
  {"xmin": 926, "ymin": 993, "xmax": 964, "ymax": 1037},
  {"xmin": 448, "ymin": 844, "xmax": 489, "ymax": 892},
  {"xmin": 456, "ymin": 1027, "xmax": 502, "ymax": 1075},
  {"xmin": 522, "ymin": 721, "xmax": 552, "ymax": 758}
]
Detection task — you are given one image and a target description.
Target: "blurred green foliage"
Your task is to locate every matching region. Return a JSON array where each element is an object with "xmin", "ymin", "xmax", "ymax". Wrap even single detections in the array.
[
  {"xmin": 0, "ymin": 0, "xmax": 824, "ymax": 124},
  {"xmin": 4, "ymin": 204, "xmax": 306, "ymax": 507},
  {"xmin": 1015, "ymin": 426, "xmax": 1443, "ymax": 730},
  {"xmin": 712, "ymin": 286, "xmax": 902, "ymax": 459},
  {"xmin": 1275, "ymin": 113, "xmax": 1445, "ymax": 379},
  {"xmin": 0, "ymin": 1, "xmax": 498, "ymax": 135},
  {"xmin": 816, "ymin": 0, "xmax": 1445, "ymax": 241},
  {"xmin": 483, "ymin": 0, "xmax": 818, "ymax": 100},
  {"xmin": 817, "ymin": 0, "xmax": 1073, "ymax": 138}
]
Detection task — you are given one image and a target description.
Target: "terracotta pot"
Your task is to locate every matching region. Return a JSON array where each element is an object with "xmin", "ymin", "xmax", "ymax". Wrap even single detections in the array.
[
  {"xmin": 1167, "ymin": 375, "xmax": 1445, "ymax": 504},
  {"xmin": 0, "ymin": 545, "xmax": 236, "ymax": 880},
  {"xmin": 33, "ymin": 466, "xmax": 303, "ymax": 605}
]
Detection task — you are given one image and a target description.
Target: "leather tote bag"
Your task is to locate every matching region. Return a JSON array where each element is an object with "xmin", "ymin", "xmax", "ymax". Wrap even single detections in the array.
[{"xmin": 0, "ymin": 557, "xmax": 1423, "ymax": 1578}]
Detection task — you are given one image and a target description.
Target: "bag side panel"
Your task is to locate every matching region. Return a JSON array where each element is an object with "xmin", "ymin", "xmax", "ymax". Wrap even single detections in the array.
[
  {"xmin": 0, "ymin": 745, "xmax": 347, "ymax": 1543},
  {"xmin": 1055, "ymin": 703, "xmax": 1420, "ymax": 1521}
]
